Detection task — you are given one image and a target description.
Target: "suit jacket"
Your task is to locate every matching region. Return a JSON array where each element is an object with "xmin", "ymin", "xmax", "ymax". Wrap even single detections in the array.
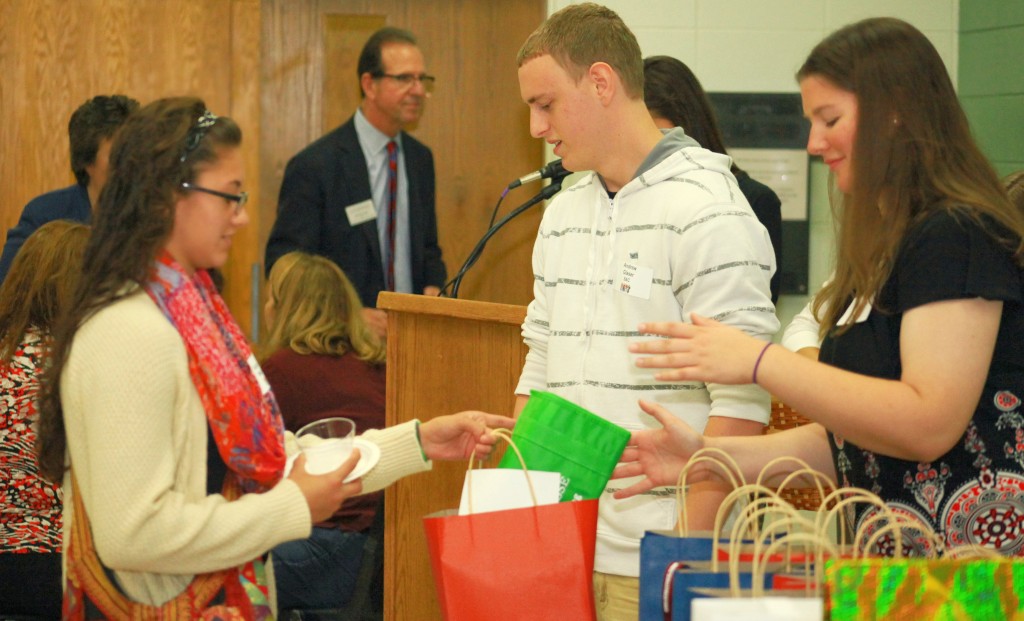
[
  {"xmin": 0, "ymin": 184, "xmax": 91, "ymax": 284},
  {"xmin": 265, "ymin": 116, "xmax": 447, "ymax": 308}
]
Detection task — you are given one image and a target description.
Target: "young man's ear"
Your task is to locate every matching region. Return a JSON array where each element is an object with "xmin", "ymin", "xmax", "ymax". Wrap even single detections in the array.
[{"xmin": 588, "ymin": 62, "xmax": 617, "ymax": 104}]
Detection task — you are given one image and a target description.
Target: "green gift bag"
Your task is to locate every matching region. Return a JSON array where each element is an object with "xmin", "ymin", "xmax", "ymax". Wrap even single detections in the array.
[
  {"xmin": 498, "ymin": 390, "xmax": 630, "ymax": 501},
  {"xmin": 826, "ymin": 557, "xmax": 1024, "ymax": 620}
]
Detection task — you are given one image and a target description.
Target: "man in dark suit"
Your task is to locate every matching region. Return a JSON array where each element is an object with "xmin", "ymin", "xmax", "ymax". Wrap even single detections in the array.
[
  {"xmin": 265, "ymin": 27, "xmax": 447, "ymax": 338},
  {"xmin": 0, "ymin": 94, "xmax": 139, "ymax": 283}
]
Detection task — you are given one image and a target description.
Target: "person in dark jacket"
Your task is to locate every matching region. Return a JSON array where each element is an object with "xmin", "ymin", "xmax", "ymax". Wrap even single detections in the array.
[{"xmin": 0, "ymin": 94, "xmax": 138, "ymax": 283}]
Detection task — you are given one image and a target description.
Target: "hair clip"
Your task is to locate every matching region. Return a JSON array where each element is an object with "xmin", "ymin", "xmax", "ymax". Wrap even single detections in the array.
[{"xmin": 180, "ymin": 110, "xmax": 219, "ymax": 162}]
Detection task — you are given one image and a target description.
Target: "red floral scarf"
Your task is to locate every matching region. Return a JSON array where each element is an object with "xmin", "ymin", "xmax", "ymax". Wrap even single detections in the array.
[
  {"xmin": 145, "ymin": 252, "xmax": 285, "ymax": 491},
  {"xmin": 63, "ymin": 254, "xmax": 282, "ymax": 618}
]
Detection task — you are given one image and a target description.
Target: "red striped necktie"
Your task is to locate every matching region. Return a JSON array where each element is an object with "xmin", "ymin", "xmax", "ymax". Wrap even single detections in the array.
[{"xmin": 385, "ymin": 140, "xmax": 398, "ymax": 291}]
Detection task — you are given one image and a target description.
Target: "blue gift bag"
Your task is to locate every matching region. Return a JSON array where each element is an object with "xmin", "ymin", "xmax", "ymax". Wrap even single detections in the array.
[{"xmin": 638, "ymin": 530, "xmax": 729, "ymax": 621}]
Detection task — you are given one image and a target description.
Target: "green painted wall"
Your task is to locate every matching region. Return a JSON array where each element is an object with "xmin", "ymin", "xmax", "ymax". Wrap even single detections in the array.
[{"xmin": 960, "ymin": 0, "xmax": 1024, "ymax": 177}]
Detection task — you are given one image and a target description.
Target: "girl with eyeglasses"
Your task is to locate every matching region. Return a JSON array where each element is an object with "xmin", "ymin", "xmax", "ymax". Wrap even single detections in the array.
[{"xmin": 35, "ymin": 97, "xmax": 510, "ymax": 616}]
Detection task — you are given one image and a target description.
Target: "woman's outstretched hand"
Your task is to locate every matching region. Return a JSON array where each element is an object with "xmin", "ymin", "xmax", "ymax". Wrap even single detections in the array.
[
  {"xmin": 612, "ymin": 400, "xmax": 704, "ymax": 500},
  {"xmin": 629, "ymin": 314, "xmax": 770, "ymax": 385},
  {"xmin": 419, "ymin": 411, "xmax": 516, "ymax": 461}
]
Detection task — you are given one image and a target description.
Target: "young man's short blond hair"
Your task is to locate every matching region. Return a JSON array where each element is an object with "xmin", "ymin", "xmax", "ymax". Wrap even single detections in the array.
[{"xmin": 517, "ymin": 3, "xmax": 644, "ymax": 99}]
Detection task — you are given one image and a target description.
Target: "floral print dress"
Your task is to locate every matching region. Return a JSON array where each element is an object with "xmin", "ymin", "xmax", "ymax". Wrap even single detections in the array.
[
  {"xmin": 821, "ymin": 209, "xmax": 1024, "ymax": 556},
  {"xmin": 0, "ymin": 327, "xmax": 62, "ymax": 554}
]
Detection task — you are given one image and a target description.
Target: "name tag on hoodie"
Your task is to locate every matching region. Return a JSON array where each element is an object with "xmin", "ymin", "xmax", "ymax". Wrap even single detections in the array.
[{"xmin": 618, "ymin": 262, "xmax": 653, "ymax": 300}]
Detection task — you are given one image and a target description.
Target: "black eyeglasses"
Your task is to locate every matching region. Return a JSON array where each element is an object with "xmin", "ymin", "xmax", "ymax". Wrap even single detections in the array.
[
  {"xmin": 180, "ymin": 182, "xmax": 249, "ymax": 215},
  {"xmin": 375, "ymin": 72, "xmax": 436, "ymax": 93}
]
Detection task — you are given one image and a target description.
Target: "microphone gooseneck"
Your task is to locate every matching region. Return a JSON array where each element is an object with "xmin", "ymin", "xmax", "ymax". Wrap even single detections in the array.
[{"xmin": 443, "ymin": 167, "xmax": 572, "ymax": 299}]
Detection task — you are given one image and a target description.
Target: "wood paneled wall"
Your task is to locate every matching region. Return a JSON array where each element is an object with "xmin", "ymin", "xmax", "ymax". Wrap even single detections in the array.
[
  {"xmin": 259, "ymin": 0, "xmax": 546, "ymax": 323},
  {"xmin": 2, "ymin": 0, "xmax": 544, "ymax": 337},
  {"xmin": 0, "ymin": 0, "xmax": 261, "ymax": 333},
  {"xmin": 2, "ymin": 1, "xmax": 545, "ymax": 616}
]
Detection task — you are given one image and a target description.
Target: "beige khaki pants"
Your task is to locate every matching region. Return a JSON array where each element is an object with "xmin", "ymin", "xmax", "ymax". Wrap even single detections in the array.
[{"xmin": 593, "ymin": 571, "xmax": 639, "ymax": 621}]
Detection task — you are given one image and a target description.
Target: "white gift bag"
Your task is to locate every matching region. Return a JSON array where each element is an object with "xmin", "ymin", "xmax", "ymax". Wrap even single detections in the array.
[
  {"xmin": 457, "ymin": 468, "xmax": 560, "ymax": 515},
  {"xmin": 691, "ymin": 595, "xmax": 823, "ymax": 621}
]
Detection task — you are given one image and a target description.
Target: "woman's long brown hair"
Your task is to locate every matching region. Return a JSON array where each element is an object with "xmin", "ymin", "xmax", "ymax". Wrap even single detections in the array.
[
  {"xmin": 0, "ymin": 221, "xmax": 89, "ymax": 362},
  {"xmin": 799, "ymin": 18, "xmax": 1024, "ymax": 337},
  {"xmin": 36, "ymin": 97, "xmax": 241, "ymax": 483}
]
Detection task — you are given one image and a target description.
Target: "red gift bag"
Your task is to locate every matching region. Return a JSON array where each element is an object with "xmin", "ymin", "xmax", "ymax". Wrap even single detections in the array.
[
  {"xmin": 423, "ymin": 498, "xmax": 598, "ymax": 620},
  {"xmin": 423, "ymin": 429, "xmax": 599, "ymax": 621}
]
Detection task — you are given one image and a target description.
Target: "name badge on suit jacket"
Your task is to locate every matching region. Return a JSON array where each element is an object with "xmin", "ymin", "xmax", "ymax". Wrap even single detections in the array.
[{"xmin": 345, "ymin": 199, "xmax": 377, "ymax": 227}]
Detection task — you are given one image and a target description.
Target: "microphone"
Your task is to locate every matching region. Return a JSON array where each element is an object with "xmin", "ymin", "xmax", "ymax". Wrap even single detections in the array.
[
  {"xmin": 507, "ymin": 159, "xmax": 569, "ymax": 189},
  {"xmin": 442, "ymin": 170, "xmax": 571, "ymax": 298}
]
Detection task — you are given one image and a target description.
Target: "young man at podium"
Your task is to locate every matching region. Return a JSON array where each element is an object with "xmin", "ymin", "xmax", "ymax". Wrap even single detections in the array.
[{"xmin": 512, "ymin": 4, "xmax": 779, "ymax": 620}]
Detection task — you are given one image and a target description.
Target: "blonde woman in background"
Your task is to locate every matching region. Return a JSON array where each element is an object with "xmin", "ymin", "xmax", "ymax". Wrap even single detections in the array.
[{"xmin": 262, "ymin": 251, "xmax": 388, "ymax": 612}]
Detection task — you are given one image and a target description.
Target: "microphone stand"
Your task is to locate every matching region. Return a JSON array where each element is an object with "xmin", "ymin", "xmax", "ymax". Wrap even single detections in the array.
[{"xmin": 447, "ymin": 173, "xmax": 570, "ymax": 299}]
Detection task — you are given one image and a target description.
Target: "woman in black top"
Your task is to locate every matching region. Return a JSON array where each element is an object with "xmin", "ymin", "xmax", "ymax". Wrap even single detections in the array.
[{"xmin": 616, "ymin": 18, "xmax": 1024, "ymax": 556}]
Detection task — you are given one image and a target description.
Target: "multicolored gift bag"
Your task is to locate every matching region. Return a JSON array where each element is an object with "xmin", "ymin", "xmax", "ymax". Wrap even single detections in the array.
[{"xmin": 826, "ymin": 557, "xmax": 1024, "ymax": 620}]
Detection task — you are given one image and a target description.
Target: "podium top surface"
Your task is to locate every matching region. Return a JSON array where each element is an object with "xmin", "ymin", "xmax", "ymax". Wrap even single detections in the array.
[{"xmin": 377, "ymin": 292, "xmax": 527, "ymax": 326}]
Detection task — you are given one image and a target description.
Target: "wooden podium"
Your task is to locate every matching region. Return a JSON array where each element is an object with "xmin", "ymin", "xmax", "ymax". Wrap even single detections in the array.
[{"xmin": 377, "ymin": 292, "xmax": 528, "ymax": 621}]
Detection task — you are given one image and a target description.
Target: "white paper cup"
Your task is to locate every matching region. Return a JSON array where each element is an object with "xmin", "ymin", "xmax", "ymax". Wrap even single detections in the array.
[{"xmin": 296, "ymin": 417, "xmax": 355, "ymax": 475}]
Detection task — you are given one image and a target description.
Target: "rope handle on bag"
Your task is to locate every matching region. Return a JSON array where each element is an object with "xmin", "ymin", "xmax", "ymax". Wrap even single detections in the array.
[
  {"xmin": 752, "ymin": 513, "xmax": 818, "ymax": 577},
  {"xmin": 737, "ymin": 506, "xmax": 809, "ymax": 575},
  {"xmin": 716, "ymin": 485, "xmax": 780, "ymax": 549},
  {"xmin": 724, "ymin": 493, "xmax": 808, "ymax": 579},
  {"xmin": 676, "ymin": 447, "xmax": 746, "ymax": 536},
  {"xmin": 775, "ymin": 468, "xmax": 834, "ymax": 504},
  {"xmin": 858, "ymin": 512, "xmax": 943, "ymax": 560},
  {"xmin": 722, "ymin": 464, "xmax": 833, "ymax": 580},
  {"xmin": 772, "ymin": 467, "xmax": 835, "ymax": 547},
  {"xmin": 716, "ymin": 486, "xmax": 791, "ymax": 573},
  {"xmin": 814, "ymin": 488, "xmax": 892, "ymax": 552},
  {"xmin": 750, "ymin": 532, "xmax": 839, "ymax": 598},
  {"xmin": 738, "ymin": 515, "xmax": 821, "ymax": 597},
  {"xmin": 755, "ymin": 456, "xmax": 819, "ymax": 489},
  {"xmin": 465, "ymin": 427, "xmax": 538, "ymax": 514}
]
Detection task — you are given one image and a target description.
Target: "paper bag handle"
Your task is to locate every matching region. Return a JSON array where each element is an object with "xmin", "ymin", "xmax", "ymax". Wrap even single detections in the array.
[
  {"xmin": 774, "ymin": 467, "xmax": 835, "ymax": 512},
  {"xmin": 813, "ymin": 488, "xmax": 890, "ymax": 551},
  {"xmin": 856, "ymin": 512, "xmax": 943, "ymax": 559},
  {"xmin": 723, "ymin": 491, "xmax": 806, "ymax": 577},
  {"xmin": 675, "ymin": 447, "xmax": 746, "ymax": 536},
  {"xmin": 737, "ymin": 515, "xmax": 822, "ymax": 597},
  {"xmin": 715, "ymin": 485, "xmax": 791, "ymax": 573},
  {"xmin": 750, "ymin": 532, "xmax": 838, "ymax": 597},
  {"xmin": 465, "ymin": 428, "xmax": 538, "ymax": 514}
]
